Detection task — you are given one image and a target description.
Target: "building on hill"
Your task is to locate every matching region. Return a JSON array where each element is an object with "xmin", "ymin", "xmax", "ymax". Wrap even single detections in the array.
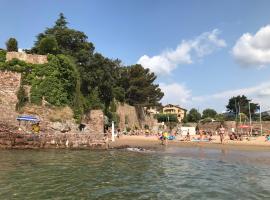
[
  {"xmin": 144, "ymin": 106, "xmax": 160, "ymax": 115},
  {"xmin": 163, "ymin": 104, "xmax": 187, "ymax": 122}
]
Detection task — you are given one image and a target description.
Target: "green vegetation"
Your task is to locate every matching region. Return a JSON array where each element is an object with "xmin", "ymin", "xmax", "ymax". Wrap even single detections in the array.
[
  {"xmin": 202, "ymin": 108, "xmax": 217, "ymax": 119},
  {"xmin": 37, "ymin": 36, "xmax": 59, "ymax": 55},
  {"xmin": 155, "ymin": 113, "xmax": 179, "ymax": 130},
  {"xmin": 155, "ymin": 113, "xmax": 178, "ymax": 123},
  {"xmin": 16, "ymin": 85, "xmax": 28, "ymax": 111},
  {"xmin": 0, "ymin": 50, "xmax": 6, "ymax": 62},
  {"xmin": 6, "ymin": 38, "xmax": 18, "ymax": 52},
  {"xmin": 186, "ymin": 108, "xmax": 201, "ymax": 122},
  {"xmin": 226, "ymin": 95, "xmax": 259, "ymax": 116},
  {"xmin": 1, "ymin": 13, "xmax": 164, "ymax": 124}
]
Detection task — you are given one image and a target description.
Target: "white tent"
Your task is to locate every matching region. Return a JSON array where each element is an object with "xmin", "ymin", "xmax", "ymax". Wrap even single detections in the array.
[{"xmin": 180, "ymin": 127, "xmax": 196, "ymax": 136}]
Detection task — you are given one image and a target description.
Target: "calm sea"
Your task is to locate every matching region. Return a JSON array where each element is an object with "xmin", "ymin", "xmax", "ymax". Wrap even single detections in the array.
[{"xmin": 0, "ymin": 147, "xmax": 270, "ymax": 200}]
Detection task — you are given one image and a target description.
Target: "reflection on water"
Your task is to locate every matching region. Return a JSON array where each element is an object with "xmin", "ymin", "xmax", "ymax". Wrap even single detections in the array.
[{"xmin": 0, "ymin": 148, "xmax": 270, "ymax": 200}]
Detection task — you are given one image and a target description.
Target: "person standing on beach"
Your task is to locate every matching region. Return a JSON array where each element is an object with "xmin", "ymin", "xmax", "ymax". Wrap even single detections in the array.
[
  {"xmin": 161, "ymin": 131, "xmax": 168, "ymax": 145},
  {"xmin": 219, "ymin": 125, "xmax": 225, "ymax": 144}
]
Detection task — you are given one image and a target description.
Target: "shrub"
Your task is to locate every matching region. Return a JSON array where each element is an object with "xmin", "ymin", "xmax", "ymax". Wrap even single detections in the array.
[
  {"xmin": 0, "ymin": 50, "xmax": 6, "ymax": 62},
  {"xmin": 6, "ymin": 38, "xmax": 18, "ymax": 52},
  {"xmin": 37, "ymin": 36, "xmax": 59, "ymax": 55},
  {"xmin": 16, "ymin": 86, "xmax": 28, "ymax": 111},
  {"xmin": 155, "ymin": 113, "xmax": 178, "ymax": 123}
]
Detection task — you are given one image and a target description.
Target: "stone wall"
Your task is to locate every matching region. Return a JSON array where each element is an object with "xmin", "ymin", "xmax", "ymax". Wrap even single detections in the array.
[
  {"xmin": 0, "ymin": 71, "xmax": 21, "ymax": 125},
  {"xmin": 82, "ymin": 110, "xmax": 104, "ymax": 138},
  {"xmin": 198, "ymin": 121, "xmax": 236, "ymax": 132},
  {"xmin": 0, "ymin": 123, "xmax": 106, "ymax": 149},
  {"xmin": 197, "ymin": 121, "xmax": 270, "ymax": 133},
  {"xmin": 6, "ymin": 52, "xmax": 48, "ymax": 64},
  {"xmin": 0, "ymin": 71, "xmax": 105, "ymax": 148},
  {"xmin": 116, "ymin": 103, "xmax": 158, "ymax": 130},
  {"xmin": 116, "ymin": 103, "xmax": 141, "ymax": 130}
]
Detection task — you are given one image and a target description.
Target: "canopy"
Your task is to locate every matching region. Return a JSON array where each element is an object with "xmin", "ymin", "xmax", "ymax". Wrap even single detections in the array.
[{"xmin": 16, "ymin": 115, "xmax": 40, "ymax": 122}]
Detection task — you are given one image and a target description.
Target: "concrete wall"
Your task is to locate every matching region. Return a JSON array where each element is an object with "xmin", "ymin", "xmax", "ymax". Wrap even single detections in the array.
[{"xmin": 6, "ymin": 52, "xmax": 48, "ymax": 64}]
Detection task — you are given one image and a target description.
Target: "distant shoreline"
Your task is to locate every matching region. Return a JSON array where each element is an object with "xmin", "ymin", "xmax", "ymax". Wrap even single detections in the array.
[{"xmin": 109, "ymin": 135, "xmax": 270, "ymax": 151}]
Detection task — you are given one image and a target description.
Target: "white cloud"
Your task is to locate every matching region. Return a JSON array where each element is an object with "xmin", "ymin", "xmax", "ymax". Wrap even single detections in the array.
[
  {"xmin": 159, "ymin": 83, "xmax": 191, "ymax": 106},
  {"xmin": 159, "ymin": 81, "xmax": 270, "ymax": 112},
  {"xmin": 232, "ymin": 25, "xmax": 270, "ymax": 67},
  {"xmin": 192, "ymin": 81, "xmax": 270, "ymax": 111},
  {"xmin": 138, "ymin": 29, "xmax": 226, "ymax": 75}
]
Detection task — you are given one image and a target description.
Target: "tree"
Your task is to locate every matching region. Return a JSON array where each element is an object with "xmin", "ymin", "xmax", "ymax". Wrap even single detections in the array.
[
  {"xmin": 186, "ymin": 108, "xmax": 201, "ymax": 122},
  {"xmin": 37, "ymin": 36, "xmax": 59, "ymax": 55},
  {"xmin": 29, "ymin": 13, "xmax": 164, "ymax": 120},
  {"xmin": 54, "ymin": 13, "xmax": 68, "ymax": 29},
  {"xmin": 226, "ymin": 95, "xmax": 259, "ymax": 117},
  {"xmin": 125, "ymin": 64, "xmax": 164, "ymax": 106},
  {"xmin": 155, "ymin": 113, "xmax": 178, "ymax": 131},
  {"xmin": 215, "ymin": 113, "xmax": 225, "ymax": 122},
  {"xmin": 202, "ymin": 108, "xmax": 217, "ymax": 119},
  {"xmin": 32, "ymin": 13, "xmax": 94, "ymax": 60},
  {"xmin": 155, "ymin": 114, "xmax": 178, "ymax": 123},
  {"xmin": 6, "ymin": 38, "xmax": 18, "ymax": 52}
]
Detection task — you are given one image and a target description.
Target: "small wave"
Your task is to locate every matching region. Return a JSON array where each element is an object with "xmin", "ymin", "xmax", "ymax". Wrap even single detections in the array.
[{"xmin": 126, "ymin": 147, "xmax": 152, "ymax": 152}]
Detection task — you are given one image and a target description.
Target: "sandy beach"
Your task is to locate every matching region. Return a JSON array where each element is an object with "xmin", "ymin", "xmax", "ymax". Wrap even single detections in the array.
[{"xmin": 109, "ymin": 135, "xmax": 270, "ymax": 151}]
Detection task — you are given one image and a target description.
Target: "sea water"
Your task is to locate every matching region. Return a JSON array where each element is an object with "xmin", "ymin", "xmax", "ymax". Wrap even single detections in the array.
[{"xmin": 0, "ymin": 148, "xmax": 269, "ymax": 200}]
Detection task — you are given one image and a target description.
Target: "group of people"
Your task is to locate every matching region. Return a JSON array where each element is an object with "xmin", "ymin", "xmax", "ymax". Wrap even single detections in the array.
[{"xmin": 159, "ymin": 125, "xmax": 226, "ymax": 144}]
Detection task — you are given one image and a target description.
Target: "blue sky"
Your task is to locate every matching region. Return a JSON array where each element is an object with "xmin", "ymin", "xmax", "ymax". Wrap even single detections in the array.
[{"xmin": 1, "ymin": 0, "xmax": 270, "ymax": 112}]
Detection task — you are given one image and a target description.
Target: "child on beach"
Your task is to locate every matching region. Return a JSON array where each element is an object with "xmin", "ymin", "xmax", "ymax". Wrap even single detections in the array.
[{"xmin": 161, "ymin": 131, "xmax": 168, "ymax": 145}]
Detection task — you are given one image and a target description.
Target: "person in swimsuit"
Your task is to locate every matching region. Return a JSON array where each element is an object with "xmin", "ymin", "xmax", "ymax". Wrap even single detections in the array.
[{"xmin": 219, "ymin": 125, "xmax": 225, "ymax": 144}]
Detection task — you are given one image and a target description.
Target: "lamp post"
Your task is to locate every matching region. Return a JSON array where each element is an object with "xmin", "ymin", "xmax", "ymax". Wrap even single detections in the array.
[
  {"xmin": 248, "ymin": 102, "xmax": 252, "ymax": 136},
  {"xmin": 259, "ymin": 104, "xmax": 262, "ymax": 135},
  {"xmin": 111, "ymin": 121, "xmax": 115, "ymax": 142}
]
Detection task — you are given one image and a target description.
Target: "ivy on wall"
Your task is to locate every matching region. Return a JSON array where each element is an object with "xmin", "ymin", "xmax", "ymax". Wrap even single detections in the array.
[{"xmin": 0, "ymin": 50, "xmax": 82, "ymax": 121}]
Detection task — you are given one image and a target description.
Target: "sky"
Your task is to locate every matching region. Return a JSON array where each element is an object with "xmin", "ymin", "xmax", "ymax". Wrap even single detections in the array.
[{"xmin": 1, "ymin": 0, "xmax": 270, "ymax": 112}]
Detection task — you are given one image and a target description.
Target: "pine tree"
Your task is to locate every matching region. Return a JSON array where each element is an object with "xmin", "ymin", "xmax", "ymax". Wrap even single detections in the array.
[{"xmin": 54, "ymin": 13, "xmax": 68, "ymax": 29}]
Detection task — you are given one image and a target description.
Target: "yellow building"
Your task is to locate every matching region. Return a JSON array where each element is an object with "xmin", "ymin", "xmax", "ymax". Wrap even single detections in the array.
[
  {"xmin": 163, "ymin": 104, "xmax": 187, "ymax": 122},
  {"xmin": 144, "ymin": 106, "xmax": 160, "ymax": 115}
]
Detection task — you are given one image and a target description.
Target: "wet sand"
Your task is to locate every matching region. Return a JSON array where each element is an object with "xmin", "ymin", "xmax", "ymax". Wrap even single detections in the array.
[{"xmin": 109, "ymin": 135, "xmax": 270, "ymax": 151}]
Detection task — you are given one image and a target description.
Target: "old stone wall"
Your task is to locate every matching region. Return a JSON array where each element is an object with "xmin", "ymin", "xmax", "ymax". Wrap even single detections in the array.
[
  {"xmin": 82, "ymin": 110, "xmax": 104, "ymax": 138},
  {"xmin": 116, "ymin": 103, "xmax": 141, "ymax": 130},
  {"xmin": 6, "ymin": 52, "xmax": 48, "ymax": 64},
  {"xmin": 0, "ymin": 71, "xmax": 21, "ymax": 125},
  {"xmin": 116, "ymin": 103, "xmax": 158, "ymax": 130},
  {"xmin": 0, "ymin": 123, "xmax": 106, "ymax": 149},
  {"xmin": 198, "ymin": 121, "xmax": 236, "ymax": 132},
  {"xmin": 0, "ymin": 70, "xmax": 105, "ymax": 146}
]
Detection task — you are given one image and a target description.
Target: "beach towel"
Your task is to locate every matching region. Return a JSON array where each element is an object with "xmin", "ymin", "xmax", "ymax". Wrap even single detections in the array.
[{"xmin": 191, "ymin": 138, "xmax": 209, "ymax": 142}]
